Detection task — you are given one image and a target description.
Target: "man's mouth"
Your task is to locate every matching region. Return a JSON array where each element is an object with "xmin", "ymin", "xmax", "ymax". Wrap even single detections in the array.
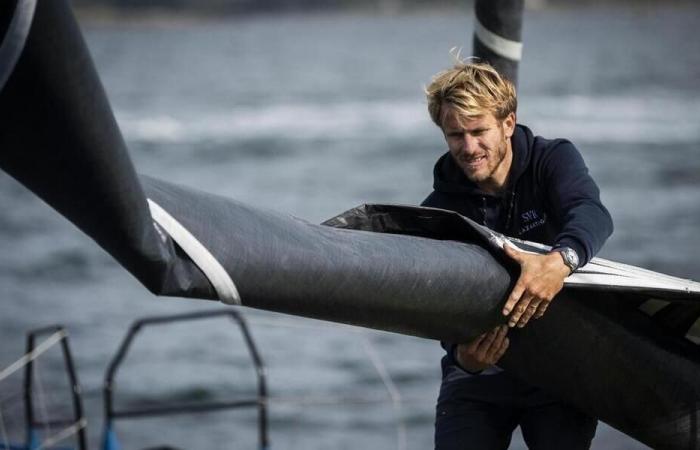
[{"xmin": 462, "ymin": 155, "xmax": 487, "ymax": 167}]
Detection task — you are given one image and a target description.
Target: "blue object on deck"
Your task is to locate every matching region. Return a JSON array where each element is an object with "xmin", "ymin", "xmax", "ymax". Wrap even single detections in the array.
[{"xmin": 101, "ymin": 423, "xmax": 120, "ymax": 450}]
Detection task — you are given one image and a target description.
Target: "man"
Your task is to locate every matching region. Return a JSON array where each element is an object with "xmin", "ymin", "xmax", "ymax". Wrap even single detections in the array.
[{"xmin": 422, "ymin": 60, "xmax": 613, "ymax": 449}]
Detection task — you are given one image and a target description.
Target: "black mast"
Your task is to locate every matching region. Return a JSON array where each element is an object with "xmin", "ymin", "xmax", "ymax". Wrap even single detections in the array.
[{"xmin": 472, "ymin": 0, "xmax": 524, "ymax": 86}]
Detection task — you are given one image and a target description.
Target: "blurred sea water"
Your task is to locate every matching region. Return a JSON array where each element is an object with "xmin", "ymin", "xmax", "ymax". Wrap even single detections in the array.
[{"xmin": 1, "ymin": 5, "xmax": 699, "ymax": 449}]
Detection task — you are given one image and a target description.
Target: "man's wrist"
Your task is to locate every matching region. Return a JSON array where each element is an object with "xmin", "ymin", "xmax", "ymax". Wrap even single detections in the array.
[
  {"xmin": 452, "ymin": 346, "xmax": 485, "ymax": 374},
  {"xmin": 551, "ymin": 246, "xmax": 579, "ymax": 274}
]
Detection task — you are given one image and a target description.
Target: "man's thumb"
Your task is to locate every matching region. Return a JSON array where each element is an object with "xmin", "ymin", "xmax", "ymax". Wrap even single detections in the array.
[{"xmin": 502, "ymin": 242, "xmax": 522, "ymax": 261}]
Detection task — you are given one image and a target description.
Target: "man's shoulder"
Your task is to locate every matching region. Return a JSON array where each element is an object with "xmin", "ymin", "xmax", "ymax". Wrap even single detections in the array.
[
  {"xmin": 530, "ymin": 133, "xmax": 577, "ymax": 158},
  {"xmin": 513, "ymin": 125, "xmax": 581, "ymax": 181},
  {"xmin": 528, "ymin": 132, "xmax": 583, "ymax": 170}
]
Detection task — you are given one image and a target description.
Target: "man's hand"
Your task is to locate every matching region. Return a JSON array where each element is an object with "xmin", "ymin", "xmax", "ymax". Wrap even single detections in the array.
[
  {"xmin": 456, "ymin": 325, "xmax": 509, "ymax": 373},
  {"xmin": 501, "ymin": 244, "xmax": 571, "ymax": 328}
]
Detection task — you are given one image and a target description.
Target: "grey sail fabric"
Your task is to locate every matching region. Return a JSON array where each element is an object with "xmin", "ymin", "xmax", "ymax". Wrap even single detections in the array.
[{"xmin": 0, "ymin": 0, "xmax": 699, "ymax": 448}]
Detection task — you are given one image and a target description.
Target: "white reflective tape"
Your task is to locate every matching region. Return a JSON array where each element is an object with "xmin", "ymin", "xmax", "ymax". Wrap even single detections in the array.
[
  {"xmin": 0, "ymin": 330, "xmax": 65, "ymax": 383},
  {"xmin": 474, "ymin": 17, "xmax": 523, "ymax": 61},
  {"xmin": 147, "ymin": 199, "xmax": 242, "ymax": 305}
]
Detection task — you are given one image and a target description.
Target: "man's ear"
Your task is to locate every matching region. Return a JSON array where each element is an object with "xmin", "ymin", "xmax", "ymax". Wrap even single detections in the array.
[{"xmin": 502, "ymin": 112, "xmax": 516, "ymax": 138}]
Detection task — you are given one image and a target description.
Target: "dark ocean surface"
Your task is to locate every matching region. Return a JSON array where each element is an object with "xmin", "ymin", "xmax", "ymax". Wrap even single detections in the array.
[{"xmin": 1, "ymin": 6, "xmax": 699, "ymax": 449}]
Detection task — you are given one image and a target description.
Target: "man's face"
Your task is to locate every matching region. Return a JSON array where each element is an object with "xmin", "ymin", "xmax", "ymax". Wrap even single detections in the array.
[{"xmin": 441, "ymin": 106, "xmax": 515, "ymax": 192}]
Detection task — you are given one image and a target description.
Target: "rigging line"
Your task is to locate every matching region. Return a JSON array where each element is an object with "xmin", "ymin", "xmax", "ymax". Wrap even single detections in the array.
[
  {"xmin": 245, "ymin": 315, "xmax": 412, "ymax": 449},
  {"xmin": 33, "ymin": 358, "xmax": 52, "ymax": 442},
  {"xmin": 0, "ymin": 408, "xmax": 10, "ymax": 450},
  {"xmin": 0, "ymin": 331, "xmax": 65, "ymax": 383},
  {"xmin": 360, "ymin": 335, "xmax": 407, "ymax": 450},
  {"xmin": 34, "ymin": 418, "xmax": 87, "ymax": 450}
]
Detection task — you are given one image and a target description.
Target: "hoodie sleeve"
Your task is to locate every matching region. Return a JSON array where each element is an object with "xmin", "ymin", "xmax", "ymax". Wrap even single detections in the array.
[{"xmin": 540, "ymin": 140, "xmax": 614, "ymax": 266}]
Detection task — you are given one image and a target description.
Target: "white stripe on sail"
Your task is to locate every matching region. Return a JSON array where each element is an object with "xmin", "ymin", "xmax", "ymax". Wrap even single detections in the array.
[{"xmin": 147, "ymin": 199, "xmax": 242, "ymax": 305}]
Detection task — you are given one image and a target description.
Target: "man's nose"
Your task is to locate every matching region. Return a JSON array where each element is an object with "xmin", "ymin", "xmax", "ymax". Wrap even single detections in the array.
[{"xmin": 461, "ymin": 134, "xmax": 479, "ymax": 154}]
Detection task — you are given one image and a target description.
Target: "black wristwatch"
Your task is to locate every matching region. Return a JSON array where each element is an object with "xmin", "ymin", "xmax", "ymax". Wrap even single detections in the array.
[{"xmin": 552, "ymin": 246, "xmax": 579, "ymax": 274}]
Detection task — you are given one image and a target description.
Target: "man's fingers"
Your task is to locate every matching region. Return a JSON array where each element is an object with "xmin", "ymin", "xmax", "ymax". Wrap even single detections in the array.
[
  {"xmin": 459, "ymin": 326, "xmax": 509, "ymax": 370},
  {"xmin": 465, "ymin": 333, "xmax": 487, "ymax": 352},
  {"xmin": 495, "ymin": 337, "xmax": 509, "ymax": 360},
  {"xmin": 485, "ymin": 326, "xmax": 508, "ymax": 361},
  {"xmin": 534, "ymin": 302, "xmax": 549, "ymax": 319},
  {"xmin": 507, "ymin": 293, "xmax": 534, "ymax": 327},
  {"xmin": 516, "ymin": 300, "xmax": 541, "ymax": 328},
  {"xmin": 502, "ymin": 282, "xmax": 526, "ymax": 316},
  {"xmin": 475, "ymin": 327, "xmax": 499, "ymax": 357}
]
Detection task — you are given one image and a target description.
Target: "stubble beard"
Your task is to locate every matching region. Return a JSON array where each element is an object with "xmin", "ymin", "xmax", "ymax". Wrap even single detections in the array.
[{"xmin": 463, "ymin": 131, "xmax": 509, "ymax": 186}]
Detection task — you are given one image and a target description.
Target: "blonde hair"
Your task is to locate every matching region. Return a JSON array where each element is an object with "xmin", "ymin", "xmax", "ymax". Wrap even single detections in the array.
[{"xmin": 426, "ymin": 56, "xmax": 517, "ymax": 127}]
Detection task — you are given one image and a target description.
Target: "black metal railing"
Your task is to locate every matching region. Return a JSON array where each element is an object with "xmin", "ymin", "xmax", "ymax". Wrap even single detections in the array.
[
  {"xmin": 102, "ymin": 310, "xmax": 269, "ymax": 450},
  {"xmin": 24, "ymin": 325, "xmax": 87, "ymax": 450}
]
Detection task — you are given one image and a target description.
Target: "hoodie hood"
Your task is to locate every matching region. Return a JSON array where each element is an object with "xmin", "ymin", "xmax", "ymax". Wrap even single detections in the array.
[{"xmin": 432, "ymin": 124, "xmax": 535, "ymax": 196}]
